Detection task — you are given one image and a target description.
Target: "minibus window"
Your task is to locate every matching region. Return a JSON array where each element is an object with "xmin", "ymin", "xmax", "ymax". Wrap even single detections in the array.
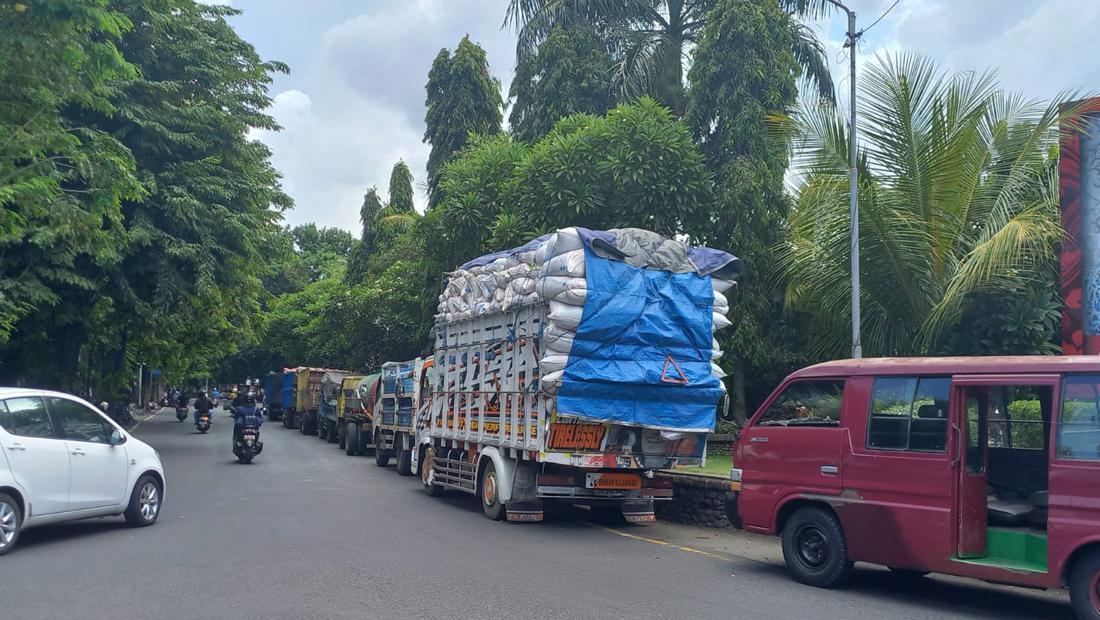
[
  {"xmin": 867, "ymin": 376, "xmax": 949, "ymax": 452},
  {"xmin": 1059, "ymin": 375, "xmax": 1100, "ymax": 460},
  {"xmin": 755, "ymin": 380, "xmax": 844, "ymax": 427}
]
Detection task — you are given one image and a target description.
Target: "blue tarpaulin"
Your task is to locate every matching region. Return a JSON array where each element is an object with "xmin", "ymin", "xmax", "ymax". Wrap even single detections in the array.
[
  {"xmin": 554, "ymin": 247, "xmax": 723, "ymax": 432},
  {"xmin": 280, "ymin": 371, "xmax": 295, "ymax": 409}
]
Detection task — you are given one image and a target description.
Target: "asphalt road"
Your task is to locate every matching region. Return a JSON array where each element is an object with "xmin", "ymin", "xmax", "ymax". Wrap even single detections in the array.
[{"xmin": 0, "ymin": 407, "xmax": 1076, "ymax": 619}]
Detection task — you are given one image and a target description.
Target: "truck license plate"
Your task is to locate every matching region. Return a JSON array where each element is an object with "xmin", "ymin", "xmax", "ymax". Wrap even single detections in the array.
[{"xmin": 585, "ymin": 473, "xmax": 641, "ymax": 490}]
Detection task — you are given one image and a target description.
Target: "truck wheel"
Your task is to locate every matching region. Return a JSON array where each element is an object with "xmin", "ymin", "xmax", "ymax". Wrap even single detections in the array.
[
  {"xmin": 337, "ymin": 423, "xmax": 346, "ymax": 450},
  {"xmin": 396, "ymin": 445, "xmax": 412, "ymax": 476},
  {"xmin": 421, "ymin": 446, "xmax": 442, "ymax": 496},
  {"xmin": 327, "ymin": 421, "xmax": 337, "ymax": 443},
  {"xmin": 345, "ymin": 423, "xmax": 359, "ymax": 456},
  {"xmin": 357, "ymin": 427, "xmax": 371, "ymax": 454},
  {"xmin": 317, "ymin": 419, "xmax": 327, "ymax": 441},
  {"xmin": 1069, "ymin": 549, "xmax": 1100, "ymax": 620},
  {"xmin": 478, "ymin": 460, "xmax": 505, "ymax": 521},
  {"xmin": 282, "ymin": 413, "xmax": 288, "ymax": 428},
  {"xmin": 374, "ymin": 432, "xmax": 390, "ymax": 467},
  {"xmin": 781, "ymin": 506, "xmax": 852, "ymax": 588}
]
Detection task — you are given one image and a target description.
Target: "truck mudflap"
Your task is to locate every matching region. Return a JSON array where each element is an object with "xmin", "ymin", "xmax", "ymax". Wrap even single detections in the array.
[
  {"xmin": 621, "ymin": 499, "xmax": 656, "ymax": 523},
  {"xmin": 507, "ymin": 460, "xmax": 543, "ymax": 522}
]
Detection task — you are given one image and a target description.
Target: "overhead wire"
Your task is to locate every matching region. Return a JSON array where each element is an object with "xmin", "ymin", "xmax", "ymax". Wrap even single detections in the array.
[{"xmin": 859, "ymin": 0, "xmax": 902, "ymax": 36}]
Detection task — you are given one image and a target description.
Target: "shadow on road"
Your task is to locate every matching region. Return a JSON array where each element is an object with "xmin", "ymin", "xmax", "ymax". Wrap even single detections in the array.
[{"xmin": 15, "ymin": 519, "xmax": 130, "ymax": 552}]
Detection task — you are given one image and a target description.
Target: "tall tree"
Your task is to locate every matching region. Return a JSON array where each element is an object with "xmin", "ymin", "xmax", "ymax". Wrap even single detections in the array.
[
  {"xmin": 424, "ymin": 36, "xmax": 503, "ymax": 207},
  {"xmin": 687, "ymin": 0, "xmax": 801, "ymax": 422},
  {"xmin": 0, "ymin": 0, "xmax": 138, "ymax": 346},
  {"xmin": 509, "ymin": 22, "xmax": 619, "ymax": 143},
  {"xmin": 387, "ymin": 160, "xmax": 415, "ymax": 213},
  {"xmin": 780, "ymin": 53, "xmax": 1086, "ymax": 358},
  {"xmin": 346, "ymin": 187, "xmax": 385, "ymax": 285},
  {"xmin": 505, "ymin": 0, "xmax": 834, "ymax": 114}
]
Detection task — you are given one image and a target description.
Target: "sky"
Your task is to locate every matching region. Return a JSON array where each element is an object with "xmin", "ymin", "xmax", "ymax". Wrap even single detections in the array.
[{"xmin": 222, "ymin": 0, "xmax": 1100, "ymax": 234}]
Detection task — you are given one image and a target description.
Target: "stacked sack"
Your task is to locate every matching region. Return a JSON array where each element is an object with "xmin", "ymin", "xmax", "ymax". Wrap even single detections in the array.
[{"xmin": 435, "ymin": 227, "xmax": 736, "ymax": 395}]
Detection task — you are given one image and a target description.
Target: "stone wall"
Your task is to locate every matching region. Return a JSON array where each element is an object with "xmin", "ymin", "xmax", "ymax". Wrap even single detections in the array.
[
  {"xmin": 704, "ymin": 432, "xmax": 738, "ymax": 456},
  {"xmin": 654, "ymin": 472, "xmax": 739, "ymax": 528}
]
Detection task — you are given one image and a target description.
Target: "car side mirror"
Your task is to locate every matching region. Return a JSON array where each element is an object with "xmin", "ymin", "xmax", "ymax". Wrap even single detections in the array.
[{"xmin": 109, "ymin": 429, "xmax": 126, "ymax": 446}]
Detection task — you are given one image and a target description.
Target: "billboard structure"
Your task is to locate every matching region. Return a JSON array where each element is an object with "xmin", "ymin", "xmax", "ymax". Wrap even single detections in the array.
[{"xmin": 1061, "ymin": 98, "xmax": 1100, "ymax": 354}]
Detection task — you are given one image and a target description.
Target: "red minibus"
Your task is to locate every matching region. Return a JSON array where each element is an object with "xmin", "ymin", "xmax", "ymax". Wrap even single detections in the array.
[{"xmin": 731, "ymin": 357, "xmax": 1100, "ymax": 619}]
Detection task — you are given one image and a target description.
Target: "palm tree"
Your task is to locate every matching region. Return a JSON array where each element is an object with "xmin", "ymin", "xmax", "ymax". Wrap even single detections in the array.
[
  {"xmin": 779, "ymin": 52, "xmax": 1090, "ymax": 358},
  {"xmin": 505, "ymin": 0, "xmax": 834, "ymax": 114}
]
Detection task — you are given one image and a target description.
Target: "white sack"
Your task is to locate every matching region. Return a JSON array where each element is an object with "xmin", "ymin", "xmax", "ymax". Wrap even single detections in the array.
[
  {"xmin": 711, "ymin": 362, "xmax": 727, "ymax": 379},
  {"xmin": 540, "ymin": 354, "xmax": 569, "ymax": 374},
  {"xmin": 543, "ymin": 324, "xmax": 575, "ymax": 352},
  {"xmin": 511, "ymin": 276, "xmax": 537, "ymax": 296},
  {"xmin": 538, "ymin": 275, "xmax": 587, "ymax": 300},
  {"xmin": 712, "ymin": 278, "xmax": 735, "ymax": 294},
  {"xmin": 713, "ymin": 291, "xmax": 729, "ymax": 313},
  {"xmin": 543, "ymin": 250, "xmax": 586, "ymax": 279},
  {"xmin": 712, "ymin": 312, "xmax": 732, "ymax": 331},
  {"xmin": 548, "ymin": 300, "xmax": 584, "ymax": 331}
]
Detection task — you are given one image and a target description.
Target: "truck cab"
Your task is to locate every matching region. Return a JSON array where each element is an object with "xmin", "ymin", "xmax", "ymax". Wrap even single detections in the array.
[
  {"xmin": 733, "ymin": 357, "xmax": 1100, "ymax": 619},
  {"xmin": 372, "ymin": 358, "xmax": 432, "ymax": 476}
]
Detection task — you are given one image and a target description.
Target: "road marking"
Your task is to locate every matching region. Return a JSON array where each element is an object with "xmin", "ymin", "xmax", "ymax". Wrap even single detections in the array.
[
  {"xmin": 130, "ymin": 406, "xmax": 164, "ymax": 432},
  {"xmin": 594, "ymin": 525, "xmax": 730, "ymax": 560}
]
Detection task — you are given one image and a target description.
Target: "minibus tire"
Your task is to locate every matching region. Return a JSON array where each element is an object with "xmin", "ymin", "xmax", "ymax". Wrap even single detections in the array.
[
  {"xmin": 1069, "ymin": 549, "xmax": 1100, "ymax": 620},
  {"xmin": 781, "ymin": 506, "xmax": 852, "ymax": 588}
]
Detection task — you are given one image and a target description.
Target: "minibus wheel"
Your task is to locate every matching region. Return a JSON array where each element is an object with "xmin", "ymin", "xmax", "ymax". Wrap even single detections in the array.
[
  {"xmin": 781, "ymin": 506, "xmax": 852, "ymax": 588},
  {"xmin": 1069, "ymin": 549, "xmax": 1100, "ymax": 620}
]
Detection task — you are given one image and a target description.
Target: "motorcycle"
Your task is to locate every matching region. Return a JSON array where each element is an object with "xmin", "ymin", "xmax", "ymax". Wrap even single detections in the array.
[
  {"xmin": 196, "ymin": 411, "xmax": 212, "ymax": 433},
  {"xmin": 232, "ymin": 408, "xmax": 264, "ymax": 464},
  {"xmin": 175, "ymin": 406, "xmax": 188, "ymax": 422}
]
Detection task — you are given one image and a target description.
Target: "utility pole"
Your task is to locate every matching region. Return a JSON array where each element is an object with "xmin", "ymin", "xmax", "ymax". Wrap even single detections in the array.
[
  {"xmin": 137, "ymin": 362, "xmax": 144, "ymax": 407},
  {"xmin": 826, "ymin": 0, "xmax": 862, "ymax": 358}
]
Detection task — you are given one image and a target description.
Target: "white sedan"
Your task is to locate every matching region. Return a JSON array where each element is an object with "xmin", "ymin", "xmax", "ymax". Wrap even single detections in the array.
[{"xmin": 0, "ymin": 388, "xmax": 165, "ymax": 555}]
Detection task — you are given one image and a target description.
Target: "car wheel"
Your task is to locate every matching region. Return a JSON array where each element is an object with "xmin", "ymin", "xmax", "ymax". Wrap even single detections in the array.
[
  {"xmin": 374, "ymin": 432, "xmax": 390, "ymax": 467},
  {"xmin": 421, "ymin": 446, "xmax": 442, "ymax": 496},
  {"xmin": 124, "ymin": 475, "xmax": 162, "ymax": 527},
  {"xmin": 345, "ymin": 423, "xmax": 359, "ymax": 456},
  {"xmin": 1069, "ymin": 549, "xmax": 1100, "ymax": 620},
  {"xmin": 781, "ymin": 506, "xmax": 852, "ymax": 588},
  {"xmin": 0, "ymin": 493, "xmax": 22, "ymax": 556},
  {"xmin": 479, "ymin": 460, "xmax": 505, "ymax": 521}
]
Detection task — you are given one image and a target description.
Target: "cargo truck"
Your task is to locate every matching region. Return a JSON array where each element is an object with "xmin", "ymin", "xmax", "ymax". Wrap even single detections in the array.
[
  {"xmin": 289, "ymin": 367, "xmax": 330, "ymax": 434},
  {"xmin": 413, "ymin": 227, "xmax": 739, "ymax": 523},
  {"xmin": 339, "ymin": 373, "xmax": 379, "ymax": 456},
  {"xmin": 279, "ymin": 368, "xmax": 298, "ymax": 427},
  {"xmin": 317, "ymin": 371, "xmax": 349, "ymax": 443},
  {"xmin": 263, "ymin": 371, "xmax": 283, "ymax": 421},
  {"xmin": 373, "ymin": 358, "xmax": 432, "ymax": 475}
]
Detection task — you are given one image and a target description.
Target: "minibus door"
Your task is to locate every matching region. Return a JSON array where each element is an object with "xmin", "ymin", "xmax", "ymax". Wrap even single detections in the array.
[{"xmin": 956, "ymin": 385, "xmax": 989, "ymax": 559}]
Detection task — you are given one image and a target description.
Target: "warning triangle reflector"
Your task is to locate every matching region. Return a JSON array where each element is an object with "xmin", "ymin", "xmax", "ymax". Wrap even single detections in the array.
[{"xmin": 661, "ymin": 355, "xmax": 689, "ymax": 385}]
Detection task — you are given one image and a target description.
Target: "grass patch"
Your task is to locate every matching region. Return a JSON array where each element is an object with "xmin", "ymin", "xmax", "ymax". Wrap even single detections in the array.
[{"xmin": 674, "ymin": 452, "xmax": 732, "ymax": 478}]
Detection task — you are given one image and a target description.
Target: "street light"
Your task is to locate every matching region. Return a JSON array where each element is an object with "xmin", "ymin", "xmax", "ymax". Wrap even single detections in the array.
[{"xmin": 824, "ymin": 0, "xmax": 862, "ymax": 359}]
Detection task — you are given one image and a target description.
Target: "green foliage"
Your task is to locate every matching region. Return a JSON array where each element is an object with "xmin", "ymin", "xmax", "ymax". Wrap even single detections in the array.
[
  {"xmin": 424, "ymin": 36, "xmax": 503, "ymax": 207},
  {"xmin": 346, "ymin": 187, "xmax": 385, "ymax": 285},
  {"xmin": 432, "ymin": 99, "xmax": 713, "ymax": 274},
  {"xmin": 509, "ymin": 23, "xmax": 618, "ymax": 143},
  {"xmin": 940, "ymin": 279, "xmax": 1062, "ymax": 356},
  {"xmin": 387, "ymin": 161, "xmax": 415, "ymax": 213},
  {"xmin": 781, "ymin": 53, "xmax": 1082, "ymax": 358},
  {"xmin": 686, "ymin": 0, "xmax": 803, "ymax": 421},
  {"xmin": 0, "ymin": 0, "xmax": 139, "ymax": 344},
  {"xmin": 0, "ymin": 0, "xmax": 289, "ymax": 395},
  {"xmin": 506, "ymin": 0, "xmax": 834, "ymax": 114}
]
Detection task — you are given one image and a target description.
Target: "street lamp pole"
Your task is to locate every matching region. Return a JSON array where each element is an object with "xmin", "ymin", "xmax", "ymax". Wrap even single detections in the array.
[{"xmin": 826, "ymin": 0, "xmax": 862, "ymax": 358}]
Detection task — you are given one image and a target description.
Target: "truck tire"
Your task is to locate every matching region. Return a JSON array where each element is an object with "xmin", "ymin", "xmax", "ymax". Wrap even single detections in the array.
[
  {"xmin": 337, "ymin": 423, "xmax": 346, "ymax": 450},
  {"xmin": 326, "ymin": 421, "xmax": 337, "ymax": 443},
  {"xmin": 317, "ymin": 419, "xmax": 327, "ymax": 441},
  {"xmin": 345, "ymin": 423, "xmax": 359, "ymax": 456},
  {"xmin": 1069, "ymin": 548, "xmax": 1100, "ymax": 620},
  {"xmin": 396, "ymin": 441, "xmax": 412, "ymax": 476},
  {"xmin": 282, "ymin": 413, "xmax": 288, "ymax": 428},
  {"xmin": 478, "ymin": 460, "xmax": 505, "ymax": 521},
  {"xmin": 781, "ymin": 506, "xmax": 852, "ymax": 588},
  {"xmin": 421, "ymin": 445, "xmax": 442, "ymax": 496},
  {"xmin": 358, "ymin": 427, "xmax": 371, "ymax": 454},
  {"xmin": 374, "ymin": 431, "xmax": 390, "ymax": 467}
]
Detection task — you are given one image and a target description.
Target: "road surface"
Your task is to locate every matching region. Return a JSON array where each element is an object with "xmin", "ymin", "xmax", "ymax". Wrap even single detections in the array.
[{"xmin": 1, "ymin": 407, "xmax": 1075, "ymax": 619}]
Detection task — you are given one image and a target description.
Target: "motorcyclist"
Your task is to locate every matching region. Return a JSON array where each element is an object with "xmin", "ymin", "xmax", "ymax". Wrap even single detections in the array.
[
  {"xmin": 193, "ymin": 390, "xmax": 214, "ymax": 426},
  {"xmin": 176, "ymin": 390, "xmax": 189, "ymax": 411},
  {"xmin": 231, "ymin": 393, "xmax": 264, "ymax": 443},
  {"xmin": 211, "ymin": 387, "xmax": 221, "ymax": 402}
]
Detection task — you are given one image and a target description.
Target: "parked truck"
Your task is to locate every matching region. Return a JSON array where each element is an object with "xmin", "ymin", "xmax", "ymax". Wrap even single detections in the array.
[
  {"xmin": 317, "ymin": 371, "xmax": 349, "ymax": 443},
  {"xmin": 279, "ymin": 368, "xmax": 298, "ymax": 427},
  {"xmin": 413, "ymin": 227, "xmax": 739, "ymax": 523},
  {"xmin": 263, "ymin": 371, "xmax": 283, "ymax": 421},
  {"xmin": 373, "ymin": 358, "xmax": 432, "ymax": 475},
  {"xmin": 288, "ymin": 367, "xmax": 329, "ymax": 434},
  {"xmin": 339, "ymin": 373, "xmax": 378, "ymax": 456}
]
